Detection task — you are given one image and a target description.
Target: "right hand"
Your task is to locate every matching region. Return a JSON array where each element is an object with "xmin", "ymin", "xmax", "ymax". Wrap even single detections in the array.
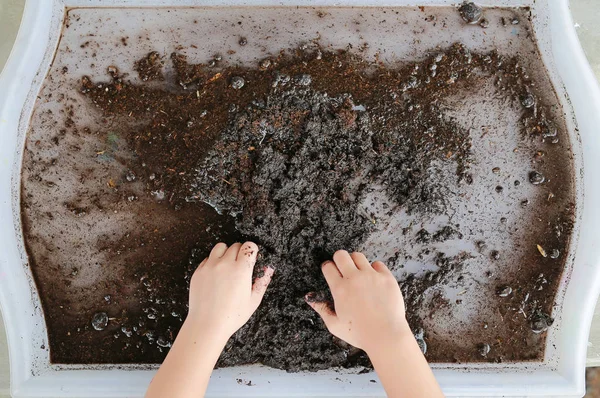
[{"xmin": 305, "ymin": 250, "xmax": 411, "ymax": 354}]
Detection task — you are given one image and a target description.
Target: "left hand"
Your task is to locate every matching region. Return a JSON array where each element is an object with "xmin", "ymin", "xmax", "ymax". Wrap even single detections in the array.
[{"xmin": 187, "ymin": 242, "xmax": 274, "ymax": 339}]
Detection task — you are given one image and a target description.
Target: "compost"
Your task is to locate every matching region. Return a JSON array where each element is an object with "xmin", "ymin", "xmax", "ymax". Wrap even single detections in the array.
[{"xmin": 21, "ymin": 6, "xmax": 576, "ymax": 369}]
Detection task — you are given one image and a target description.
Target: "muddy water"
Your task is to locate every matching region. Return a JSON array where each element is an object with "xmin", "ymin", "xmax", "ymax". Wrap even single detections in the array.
[{"xmin": 21, "ymin": 6, "xmax": 575, "ymax": 366}]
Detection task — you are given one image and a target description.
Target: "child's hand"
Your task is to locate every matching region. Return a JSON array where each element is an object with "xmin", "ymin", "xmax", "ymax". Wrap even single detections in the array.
[
  {"xmin": 188, "ymin": 242, "xmax": 274, "ymax": 339},
  {"xmin": 306, "ymin": 250, "xmax": 410, "ymax": 355}
]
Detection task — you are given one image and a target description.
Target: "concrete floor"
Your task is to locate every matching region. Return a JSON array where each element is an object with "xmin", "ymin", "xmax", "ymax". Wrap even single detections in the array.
[{"xmin": 0, "ymin": 0, "xmax": 599, "ymax": 396}]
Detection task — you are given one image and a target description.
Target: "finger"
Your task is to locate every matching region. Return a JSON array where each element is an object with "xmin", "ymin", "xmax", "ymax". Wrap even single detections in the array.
[
  {"xmin": 321, "ymin": 260, "xmax": 342, "ymax": 288},
  {"xmin": 305, "ymin": 296, "xmax": 340, "ymax": 333},
  {"xmin": 350, "ymin": 252, "xmax": 370, "ymax": 270},
  {"xmin": 237, "ymin": 241, "xmax": 259, "ymax": 267},
  {"xmin": 250, "ymin": 267, "xmax": 274, "ymax": 310},
  {"xmin": 372, "ymin": 260, "xmax": 392, "ymax": 274},
  {"xmin": 209, "ymin": 242, "xmax": 228, "ymax": 259},
  {"xmin": 223, "ymin": 242, "xmax": 242, "ymax": 262},
  {"xmin": 333, "ymin": 250, "xmax": 358, "ymax": 277}
]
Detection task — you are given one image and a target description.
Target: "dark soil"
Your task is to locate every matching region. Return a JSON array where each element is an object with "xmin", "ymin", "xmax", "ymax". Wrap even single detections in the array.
[{"xmin": 21, "ymin": 11, "xmax": 575, "ymax": 370}]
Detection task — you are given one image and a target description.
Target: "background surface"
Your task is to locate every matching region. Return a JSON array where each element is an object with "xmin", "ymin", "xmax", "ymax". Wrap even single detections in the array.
[{"xmin": 0, "ymin": 0, "xmax": 599, "ymax": 396}]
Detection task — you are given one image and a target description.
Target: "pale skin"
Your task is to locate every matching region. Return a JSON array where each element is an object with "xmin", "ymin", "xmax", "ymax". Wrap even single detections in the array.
[{"xmin": 145, "ymin": 242, "xmax": 444, "ymax": 398}]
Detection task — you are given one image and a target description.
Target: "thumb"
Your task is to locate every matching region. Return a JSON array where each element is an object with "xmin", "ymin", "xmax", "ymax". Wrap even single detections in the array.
[
  {"xmin": 305, "ymin": 294, "xmax": 340, "ymax": 333},
  {"xmin": 250, "ymin": 267, "xmax": 274, "ymax": 310}
]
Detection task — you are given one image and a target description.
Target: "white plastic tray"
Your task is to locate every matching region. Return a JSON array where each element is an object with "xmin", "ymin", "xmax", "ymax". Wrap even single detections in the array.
[{"xmin": 1, "ymin": 0, "xmax": 599, "ymax": 397}]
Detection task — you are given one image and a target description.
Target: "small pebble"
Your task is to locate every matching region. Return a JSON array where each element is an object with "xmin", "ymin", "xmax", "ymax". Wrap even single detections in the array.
[
  {"xmin": 495, "ymin": 186, "xmax": 503, "ymax": 193},
  {"xmin": 541, "ymin": 122, "xmax": 557, "ymax": 138},
  {"xmin": 458, "ymin": 2, "xmax": 483, "ymax": 24},
  {"xmin": 478, "ymin": 343, "xmax": 490, "ymax": 357},
  {"xmin": 490, "ymin": 250, "xmax": 500, "ymax": 260},
  {"xmin": 529, "ymin": 171, "xmax": 545, "ymax": 185},
  {"xmin": 500, "ymin": 217, "xmax": 507, "ymax": 223},
  {"xmin": 492, "ymin": 167, "xmax": 500, "ymax": 174},
  {"xmin": 497, "ymin": 286, "xmax": 512, "ymax": 297},
  {"xmin": 157, "ymin": 336, "xmax": 172, "ymax": 348},
  {"xmin": 121, "ymin": 326, "xmax": 133, "ymax": 338},
  {"xmin": 230, "ymin": 76, "xmax": 245, "ymax": 90},
  {"xmin": 514, "ymin": 180, "xmax": 521, "ymax": 187},
  {"xmin": 107, "ymin": 65, "xmax": 119, "ymax": 76},
  {"xmin": 125, "ymin": 171, "xmax": 136, "ymax": 182},
  {"xmin": 520, "ymin": 93, "xmax": 535, "ymax": 108},
  {"xmin": 259, "ymin": 59, "xmax": 272, "ymax": 70},
  {"xmin": 550, "ymin": 249, "xmax": 560, "ymax": 259},
  {"xmin": 91, "ymin": 312, "xmax": 109, "ymax": 331},
  {"xmin": 479, "ymin": 18, "xmax": 489, "ymax": 28},
  {"xmin": 521, "ymin": 199, "xmax": 530, "ymax": 207},
  {"xmin": 239, "ymin": 37, "xmax": 248, "ymax": 46},
  {"xmin": 531, "ymin": 312, "xmax": 553, "ymax": 334}
]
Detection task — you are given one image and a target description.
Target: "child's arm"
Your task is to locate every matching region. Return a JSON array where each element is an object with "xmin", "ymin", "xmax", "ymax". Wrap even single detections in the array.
[
  {"xmin": 306, "ymin": 250, "xmax": 444, "ymax": 398},
  {"xmin": 145, "ymin": 242, "xmax": 274, "ymax": 398}
]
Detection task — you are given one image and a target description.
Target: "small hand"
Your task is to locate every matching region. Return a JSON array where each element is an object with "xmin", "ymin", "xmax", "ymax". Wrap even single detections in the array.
[
  {"xmin": 306, "ymin": 250, "xmax": 410, "ymax": 354},
  {"xmin": 188, "ymin": 242, "xmax": 274, "ymax": 339}
]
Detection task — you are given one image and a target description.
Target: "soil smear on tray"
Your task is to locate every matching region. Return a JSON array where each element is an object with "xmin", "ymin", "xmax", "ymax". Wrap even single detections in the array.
[{"xmin": 21, "ymin": 6, "xmax": 576, "ymax": 370}]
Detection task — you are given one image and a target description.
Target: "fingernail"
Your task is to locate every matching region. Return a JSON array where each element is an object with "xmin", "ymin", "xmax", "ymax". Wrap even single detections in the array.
[
  {"xmin": 321, "ymin": 260, "xmax": 332, "ymax": 267},
  {"xmin": 263, "ymin": 266, "xmax": 275, "ymax": 274},
  {"xmin": 305, "ymin": 292, "xmax": 317, "ymax": 302}
]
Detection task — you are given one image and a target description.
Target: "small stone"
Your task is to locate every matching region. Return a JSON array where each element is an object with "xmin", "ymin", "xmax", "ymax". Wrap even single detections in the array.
[
  {"xmin": 541, "ymin": 122, "xmax": 557, "ymax": 138},
  {"xmin": 157, "ymin": 336, "xmax": 172, "ymax": 348},
  {"xmin": 259, "ymin": 58, "xmax": 272, "ymax": 70},
  {"xmin": 479, "ymin": 18, "xmax": 489, "ymax": 28},
  {"xmin": 107, "ymin": 65, "xmax": 119, "ymax": 76},
  {"xmin": 239, "ymin": 37, "xmax": 248, "ymax": 46},
  {"xmin": 520, "ymin": 93, "xmax": 535, "ymax": 108},
  {"xmin": 521, "ymin": 199, "xmax": 530, "ymax": 207},
  {"xmin": 511, "ymin": 17, "xmax": 520, "ymax": 25},
  {"xmin": 104, "ymin": 294, "xmax": 111, "ymax": 303},
  {"xmin": 514, "ymin": 180, "xmax": 521, "ymax": 187},
  {"xmin": 91, "ymin": 312, "xmax": 109, "ymax": 331},
  {"xmin": 478, "ymin": 343, "xmax": 490, "ymax": 357},
  {"xmin": 458, "ymin": 2, "xmax": 483, "ymax": 24},
  {"xmin": 230, "ymin": 76, "xmax": 245, "ymax": 90},
  {"xmin": 531, "ymin": 312, "xmax": 553, "ymax": 334},
  {"xmin": 121, "ymin": 326, "xmax": 133, "ymax": 338},
  {"xmin": 500, "ymin": 217, "xmax": 507, "ymax": 223},
  {"xmin": 495, "ymin": 186, "xmax": 503, "ymax": 193},
  {"xmin": 529, "ymin": 171, "xmax": 545, "ymax": 185},
  {"xmin": 125, "ymin": 171, "xmax": 136, "ymax": 182},
  {"xmin": 550, "ymin": 249, "xmax": 560, "ymax": 259},
  {"xmin": 492, "ymin": 167, "xmax": 500, "ymax": 174},
  {"xmin": 497, "ymin": 286, "xmax": 512, "ymax": 297},
  {"xmin": 490, "ymin": 250, "xmax": 500, "ymax": 260}
]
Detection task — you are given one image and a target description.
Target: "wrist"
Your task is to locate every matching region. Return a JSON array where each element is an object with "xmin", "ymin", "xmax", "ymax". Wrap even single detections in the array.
[
  {"xmin": 363, "ymin": 319, "xmax": 414, "ymax": 358},
  {"xmin": 181, "ymin": 316, "xmax": 231, "ymax": 349}
]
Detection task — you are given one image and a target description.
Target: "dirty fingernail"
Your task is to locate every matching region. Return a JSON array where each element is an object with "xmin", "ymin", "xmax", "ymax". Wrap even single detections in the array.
[{"xmin": 305, "ymin": 292, "xmax": 317, "ymax": 302}]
